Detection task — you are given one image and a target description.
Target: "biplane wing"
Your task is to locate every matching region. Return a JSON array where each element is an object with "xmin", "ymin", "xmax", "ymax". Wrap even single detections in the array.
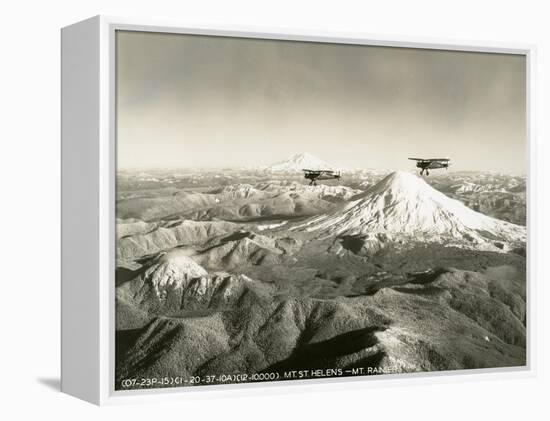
[
  {"xmin": 302, "ymin": 169, "xmax": 336, "ymax": 174},
  {"xmin": 408, "ymin": 158, "xmax": 450, "ymax": 162}
]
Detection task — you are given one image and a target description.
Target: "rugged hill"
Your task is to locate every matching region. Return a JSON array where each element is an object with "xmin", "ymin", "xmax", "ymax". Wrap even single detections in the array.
[
  {"xmin": 192, "ymin": 231, "xmax": 301, "ymax": 270},
  {"xmin": 455, "ymin": 191, "xmax": 526, "ymax": 226},
  {"xmin": 293, "ymin": 171, "xmax": 526, "ymax": 253},
  {"xmin": 266, "ymin": 153, "xmax": 335, "ymax": 172},
  {"xmin": 256, "ymin": 181, "xmax": 361, "ymax": 201},
  {"xmin": 117, "ymin": 219, "xmax": 239, "ymax": 261},
  {"xmin": 116, "ymin": 267, "xmax": 526, "ymax": 388},
  {"xmin": 117, "ymin": 231, "xmax": 302, "ymax": 319},
  {"xmin": 117, "ymin": 181, "xmax": 360, "ymax": 224},
  {"xmin": 116, "ymin": 259, "xmax": 267, "ymax": 318},
  {"xmin": 208, "ymin": 184, "xmax": 269, "ymax": 200}
]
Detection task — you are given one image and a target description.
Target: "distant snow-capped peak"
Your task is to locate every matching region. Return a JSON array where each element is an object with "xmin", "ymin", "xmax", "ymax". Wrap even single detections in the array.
[{"xmin": 266, "ymin": 153, "xmax": 335, "ymax": 172}]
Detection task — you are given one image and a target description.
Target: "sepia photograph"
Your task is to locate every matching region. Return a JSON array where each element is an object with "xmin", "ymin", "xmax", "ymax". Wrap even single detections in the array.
[{"xmin": 114, "ymin": 30, "xmax": 527, "ymax": 390}]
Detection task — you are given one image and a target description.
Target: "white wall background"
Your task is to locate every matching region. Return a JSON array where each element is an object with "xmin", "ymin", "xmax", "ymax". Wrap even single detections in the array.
[{"xmin": 1, "ymin": 0, "xmax": 548, "ymax": 418}]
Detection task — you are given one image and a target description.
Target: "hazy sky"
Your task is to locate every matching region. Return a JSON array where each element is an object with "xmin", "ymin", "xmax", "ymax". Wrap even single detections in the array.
[{"xmin": 116, "ymin": 31, "xmax": 526, "ymax": 172}]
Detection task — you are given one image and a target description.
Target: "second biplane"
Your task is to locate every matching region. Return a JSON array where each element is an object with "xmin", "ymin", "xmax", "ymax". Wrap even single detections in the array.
[{"xmin": 408, "ymin": 158, "xmax": 451, "ymax": 176}]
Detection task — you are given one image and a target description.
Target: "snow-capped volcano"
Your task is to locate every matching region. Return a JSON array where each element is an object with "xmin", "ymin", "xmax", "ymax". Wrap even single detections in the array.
[
  {"xmin": 143, "ymin": 251, "xmax": 208, "ymax": 296},
  {"xmin": 293, "ymin": 171, "xmax": 526, "ymax": 252},
  {"xmin": 266, "ymin": 153, "xmax": 335, "ymax": 172}
]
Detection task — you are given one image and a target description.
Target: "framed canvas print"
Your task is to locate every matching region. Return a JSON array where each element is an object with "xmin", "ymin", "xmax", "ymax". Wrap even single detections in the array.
[{"xmin": 61, "ymin": 16, "xmax": 535, "ymax": 405}]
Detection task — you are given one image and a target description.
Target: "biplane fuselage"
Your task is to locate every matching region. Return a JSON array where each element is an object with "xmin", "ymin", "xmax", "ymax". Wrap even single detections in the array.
[{"xmin": 303, "ymin": 169, "xmax": 341, "ymax": 185}]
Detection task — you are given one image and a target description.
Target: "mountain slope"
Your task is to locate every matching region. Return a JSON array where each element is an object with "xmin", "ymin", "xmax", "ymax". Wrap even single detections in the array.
[{"xmin": 293, "ymin": 171, "xmax": 526, "ymax": 252}]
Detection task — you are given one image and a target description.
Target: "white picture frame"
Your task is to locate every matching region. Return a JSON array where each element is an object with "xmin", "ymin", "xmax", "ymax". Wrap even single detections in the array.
[{"xmin": 61, "ymin": 15, "xmax": 536, "ymax": 405}]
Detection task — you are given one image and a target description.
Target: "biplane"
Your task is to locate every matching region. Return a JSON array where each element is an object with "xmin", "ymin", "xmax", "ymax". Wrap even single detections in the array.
[
  {"xmin": 408, "ymin": 158, "xmax": 450, "ymax": 176},
  {"xmin": 302, "ymin": 169, "xmax": 341, "ymax": 186}
]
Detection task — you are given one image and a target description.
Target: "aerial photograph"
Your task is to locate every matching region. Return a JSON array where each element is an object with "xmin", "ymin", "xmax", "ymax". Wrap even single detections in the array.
[{"xmin": 114, "ymin": 31, "xmax": 527, "ymax": 390}]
